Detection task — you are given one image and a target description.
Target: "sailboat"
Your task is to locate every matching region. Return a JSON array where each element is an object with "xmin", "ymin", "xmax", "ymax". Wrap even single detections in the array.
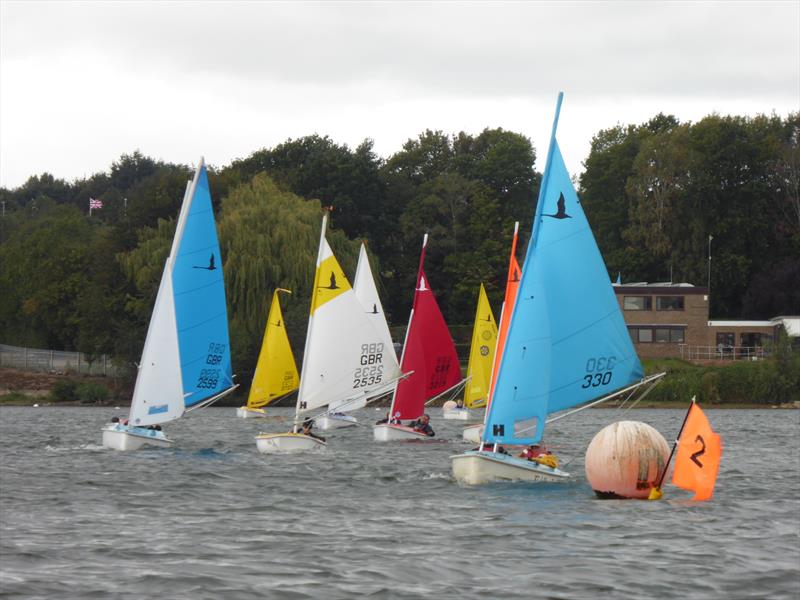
[
  {"xmin": 256, "ymin": 213, "xmax": 403, "ymax": 452},
  {"xmin": 443, "ymin": 284, "xmax": 496, "ymax": 420},
  {"xmin": 102, "ymin": 159, "xmax": 238, "ymax": 451},
  {"xmin": 462, "ymin": 222, "xmax": 521, "ymax": 442},
  {"xmin": 237, "ymin": 289, "xmax": 299, "ymax": 418},
  {"xmin": 317, "ymin": 243, "xmax": 399, "ymax": 430},
  {"xmin": 373, "ymin": 234, "xmax": 464, "ymax": 442},
  {"xmin": 451, "ymin": 94, "xmax": 663, "ymax": 483}
]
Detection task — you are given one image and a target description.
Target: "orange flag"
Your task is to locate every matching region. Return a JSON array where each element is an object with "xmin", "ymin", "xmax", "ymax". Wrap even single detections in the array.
[{"xmin": 672, "ymin": 402, "xmax": 722, "ymax": 501}]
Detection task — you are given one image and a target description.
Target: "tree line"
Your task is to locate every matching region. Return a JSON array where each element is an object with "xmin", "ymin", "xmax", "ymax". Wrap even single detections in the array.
[{"xmin": 1, "ymin": 111, "xmax": 797, "ymax": 384}]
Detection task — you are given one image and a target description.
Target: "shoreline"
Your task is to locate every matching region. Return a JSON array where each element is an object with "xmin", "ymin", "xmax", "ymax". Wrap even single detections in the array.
[{"xmin": 1, "ymin": 398, "xmax": 797, "ymax": 410}]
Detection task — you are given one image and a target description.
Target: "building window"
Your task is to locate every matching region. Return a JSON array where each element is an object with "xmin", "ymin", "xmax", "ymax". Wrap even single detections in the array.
[
  {"xmin": 630, "ymin": 326, "xmax": 685, "ymax": 344},
  {"xmin": 656, "ymin": 296, "xmax": 685, "ymax": 311},
  {"xmin": 624, "ymin": 296, "xmax": 652, "ymax": 310},
  {"xmin": 741, "ymin": 333, "xmax": 764, "ymax": 347}
]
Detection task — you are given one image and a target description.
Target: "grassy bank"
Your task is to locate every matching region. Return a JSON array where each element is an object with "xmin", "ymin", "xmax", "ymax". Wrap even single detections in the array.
[{"xmin": 641, "ymin": 353, "xmax": 800, "ymax": 406}]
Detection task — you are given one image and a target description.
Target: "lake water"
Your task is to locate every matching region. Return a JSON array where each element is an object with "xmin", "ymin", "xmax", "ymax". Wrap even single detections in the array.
[{"xmin": 1, "ymin": 406, "xmax": 798, "ymax": 599}]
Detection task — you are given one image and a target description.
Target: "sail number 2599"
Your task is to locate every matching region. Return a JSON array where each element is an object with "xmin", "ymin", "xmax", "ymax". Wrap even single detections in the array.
[{"xmin": 581, "ymin": 356, "xmax": 616, "ymax": 389}]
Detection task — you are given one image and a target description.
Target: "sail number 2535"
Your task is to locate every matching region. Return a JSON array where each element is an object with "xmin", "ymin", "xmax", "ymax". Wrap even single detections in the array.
[{"xmin": 581, "ymin": 356, "xmax": 616, "ymax": 389}]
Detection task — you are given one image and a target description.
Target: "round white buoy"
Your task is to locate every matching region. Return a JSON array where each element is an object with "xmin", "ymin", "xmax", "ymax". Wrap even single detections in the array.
[
  {"xmin": 585, "ymin": 421, "xmax": 669, "ymax": 499},
  {"xmin": 442, "ymin": 400, "xmax": 458, "ymax": 411}
]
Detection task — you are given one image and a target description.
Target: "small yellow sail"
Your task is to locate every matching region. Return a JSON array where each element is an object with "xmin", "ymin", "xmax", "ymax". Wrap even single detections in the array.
[
  {"xmin": 247, "ymin": 289, "xmax": 300, "ymax": 408},
  {"xmin": 464, "ymin": 284, "xmax": 497, "ymax": 409}
]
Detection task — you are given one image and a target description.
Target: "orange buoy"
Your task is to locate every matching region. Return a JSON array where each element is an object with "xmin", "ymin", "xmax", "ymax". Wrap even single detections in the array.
[{"xmin": 585, "ymin": 421, "xmax": 669, "ymax": 499}]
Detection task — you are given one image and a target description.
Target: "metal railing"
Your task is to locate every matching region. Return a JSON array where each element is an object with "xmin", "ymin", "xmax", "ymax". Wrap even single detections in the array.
[
  {"xmin": 679, "ymin": 345, "xmax": 767, "ymax": 361},
  {"xmin": 0, "ymin": 343, "xmax": 120, "ymax": 376}
]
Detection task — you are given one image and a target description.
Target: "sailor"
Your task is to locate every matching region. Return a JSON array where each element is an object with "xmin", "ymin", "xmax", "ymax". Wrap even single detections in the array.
[
  {"xmin": 298, "ymin": 418, "xmax": 326, "ymax": 442},
  {"xmin": 408, "ymin": 413, "xmax": 435, "ymax": 437},
  {"xmin": 519, "ymin": 444, "xmax": 559, "ymax": 468}
]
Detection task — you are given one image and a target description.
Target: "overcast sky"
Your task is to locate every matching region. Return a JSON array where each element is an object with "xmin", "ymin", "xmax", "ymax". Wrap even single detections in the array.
[{"xmin": 1, "ymin": 1, "xmax": 798, "ymax": 189}]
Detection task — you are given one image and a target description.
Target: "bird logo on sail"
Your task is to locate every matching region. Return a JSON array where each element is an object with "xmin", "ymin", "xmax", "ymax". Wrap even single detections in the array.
[
  {"xmin": 193, "ymin": 254, "xmax": 217, "ymax": 270},
  {"xmin": 544, "ymin": 193, "xmax": 572, "ymax": 219},
  {"xmin": 369, "ymin": 303, "xmax": 379, "ymax": 314},
  {"xmin": 320, "ymin": 272, "xmax": 340, "ymax": 290},
  {"xmin": 417, "ymin": 275, "xmax": 429, "ymax": 291}
]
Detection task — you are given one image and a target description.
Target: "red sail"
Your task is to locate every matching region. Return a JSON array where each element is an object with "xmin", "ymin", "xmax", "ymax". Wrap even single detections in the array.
[{"xmin": 391, "ymin": 243, "xmax": 461, "ymax": 420}]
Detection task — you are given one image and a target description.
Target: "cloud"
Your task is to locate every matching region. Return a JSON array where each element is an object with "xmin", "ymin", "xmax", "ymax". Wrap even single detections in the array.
[{"xmin": 1, "ymin": 1, "xmax": 798, "ymax": 187}]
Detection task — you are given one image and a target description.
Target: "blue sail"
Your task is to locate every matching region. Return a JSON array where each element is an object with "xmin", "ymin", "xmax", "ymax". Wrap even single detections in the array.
[
  {"xmin": 171, "ymin": 162, "xmax": 234, "ymax": 408},
  {"xmin": 483, "ymin": 94, "xmax": 643, "ymax": 446}
]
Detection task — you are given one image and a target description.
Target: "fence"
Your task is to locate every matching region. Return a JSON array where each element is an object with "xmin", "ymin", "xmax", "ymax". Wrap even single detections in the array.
[
  {"xmin": 679, "ymin": 345, "xmax": 767, "ymax": 361},
  {"xmin": 0, "ymin": 343, "xmax": 121, "ymax": 376}
]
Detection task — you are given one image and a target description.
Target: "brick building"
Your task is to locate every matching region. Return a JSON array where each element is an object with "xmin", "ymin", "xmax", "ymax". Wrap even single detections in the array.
[{"xmin": 613, "ymin": 283, "xmax": 795, "ymax": 360}]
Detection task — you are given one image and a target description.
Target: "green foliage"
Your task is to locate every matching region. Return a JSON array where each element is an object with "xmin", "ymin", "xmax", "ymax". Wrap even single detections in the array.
[
  {"xmin": 50, "ymin": 380, "xmax": 78, "ymax": 402},
  {"xmin": 643, "ymin": 354, "xmax": 800, "ymax": 404},
  {"xmin": 75, "ymin": 381, "xmax": 110, "ymax": 404},
  {"xmin": 0, "ymin": 111, "xmax": 797, "ymax": 391},
  {"xmin": 217, "ymin": 173, "xmax": 361, "ymax": 382}
]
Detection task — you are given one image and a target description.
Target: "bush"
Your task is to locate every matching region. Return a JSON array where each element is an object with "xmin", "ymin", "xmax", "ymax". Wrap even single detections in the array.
[
  {"xmin": 76, "ymin": 382, "xmax": 109, "ymax": 404},
  {"xmin": 50, "ymin": 380, "xmax": 78, "ymax": 402}
]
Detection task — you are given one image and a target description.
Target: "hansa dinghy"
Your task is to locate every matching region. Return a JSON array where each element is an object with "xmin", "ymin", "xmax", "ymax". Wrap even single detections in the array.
[
  {"xmin": 443, "ymin": 284, "xmax": 496, "ymax": 421},
  {"xmin": 373, "ymin": 234, "xmax": 464, "ymax": 442},
  {"xmin": 452, "ymin": 94, "xmax": 663, "ymax": 483},
  {"xmin": 237, "ymin": 289, "xmax": 299, "ymax": 418},
  {"xmin": 317, "ymin": 243, "xmax": 401, "ymax": 430},
  {"xmin": 102, "ymin": 159, "xmax": 238, "ymax": 451},
  {"xmin": 256, "ymin": 213, "xmax": 403, "ymax": 452}
]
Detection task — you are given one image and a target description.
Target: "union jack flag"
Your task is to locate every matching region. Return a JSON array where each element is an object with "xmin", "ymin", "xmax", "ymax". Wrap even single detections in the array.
[{"xmin": 89, "ymin": 198, "xmax": 103, "ymax": 210}]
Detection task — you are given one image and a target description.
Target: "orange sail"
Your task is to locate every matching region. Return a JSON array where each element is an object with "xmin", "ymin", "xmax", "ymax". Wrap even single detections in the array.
[
  {"xmin": 672, "ymin": 402, "xmax": 723, "ymax": 501},
  {"xmin": 487, "ymin": 223, "xmax": 522, "ymax": 407}
]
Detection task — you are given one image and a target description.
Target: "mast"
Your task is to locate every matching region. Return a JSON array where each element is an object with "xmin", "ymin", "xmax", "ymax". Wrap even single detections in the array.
[
  {"xmin": 295, "ymin": 210, "xmax": 329, "ymax": 431},
  {"xmin": 387, "ymin": 233, "xmax": 428, "ymax": 421}
]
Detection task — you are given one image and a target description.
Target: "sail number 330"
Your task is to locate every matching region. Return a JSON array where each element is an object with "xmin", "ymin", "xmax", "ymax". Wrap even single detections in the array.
[{"xmin": 581, "ymin": 356, "xmax": 616, "ymax": 389}]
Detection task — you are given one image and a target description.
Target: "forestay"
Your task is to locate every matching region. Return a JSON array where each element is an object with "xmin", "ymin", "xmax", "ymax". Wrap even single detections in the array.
[{"xmin": 483, "ymin": 94, "xmax": 643, "ymax": 447}]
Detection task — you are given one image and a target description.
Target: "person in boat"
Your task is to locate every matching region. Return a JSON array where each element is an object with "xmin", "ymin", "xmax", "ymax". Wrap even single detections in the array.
[
  {"xmin": 408, "ymin": 413, "xmax": 435, "ymax": 437},
  {"xmin": 519, "ymin": 444, "xmax": 558, "ymax": 468},
  {"xmin": 375, "ymin": 411, "xmax": 400, "ymax": 425},
  {"xmin": 298, "ymin": 418, "xmax": 326, "ymax": 442}
]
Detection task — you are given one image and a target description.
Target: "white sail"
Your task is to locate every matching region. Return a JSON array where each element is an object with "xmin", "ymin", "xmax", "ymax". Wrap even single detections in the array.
[
  {"xmin": 296, "ymin": 218, "xmax": 402, "ymax": 415},
  {"xmin": 128, "ymin": 261, "xmax": 185, "ymax": 426}
]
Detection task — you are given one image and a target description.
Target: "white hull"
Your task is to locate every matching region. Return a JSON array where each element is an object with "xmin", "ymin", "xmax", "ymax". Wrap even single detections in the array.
[
  {"xmin": 373, "ymin": 423, "xmax": 430, "ymax": 442},
  {"xmin": 237, "ymin": 406, "xmax": 267, "ymax": 419},
  {"xmin": 316, "ymin": 414, "xmax": 357, "ymax": 430},
  {"xmin": 255, "ymin": 432, "xmax": 327, "ymax": 454},
  {"xmin": 451, "ymin": 451, "xmax": 570, "ymax": 485},
  {"xmin": 462, "ymin": 423, "xmax": 483, "ymax": 443},
  {"xmin": 443, "ymin": 408, "xmax": 472, "ymax": 420},
  {"xmin": 102, "ymin": 424, "xmax": 173, "ymax": 451}
]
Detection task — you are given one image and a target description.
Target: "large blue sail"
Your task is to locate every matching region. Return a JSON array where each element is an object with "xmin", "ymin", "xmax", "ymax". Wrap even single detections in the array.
[
  {"xmin": 483, "ymin": 94, "xmax": 643, "ymax": 446},
  {"xmin": 171, "ymin": 162, "xmax": 234, "ymax": 408}
]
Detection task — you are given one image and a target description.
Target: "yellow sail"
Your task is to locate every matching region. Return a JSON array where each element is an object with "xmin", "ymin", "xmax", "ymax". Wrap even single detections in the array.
[
  {"xmin": 247, "ymin": 289, "xmax": 300, "ymax": 408},
  {"xmin": 464, "ymin": 284, "xmax": 497, "ymax": 409}
]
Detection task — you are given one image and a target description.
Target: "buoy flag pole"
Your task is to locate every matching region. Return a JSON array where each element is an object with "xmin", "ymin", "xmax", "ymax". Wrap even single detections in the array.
[{"xmin": 648, "ymin": 396, "xmax": 696, "ymax": 500}]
